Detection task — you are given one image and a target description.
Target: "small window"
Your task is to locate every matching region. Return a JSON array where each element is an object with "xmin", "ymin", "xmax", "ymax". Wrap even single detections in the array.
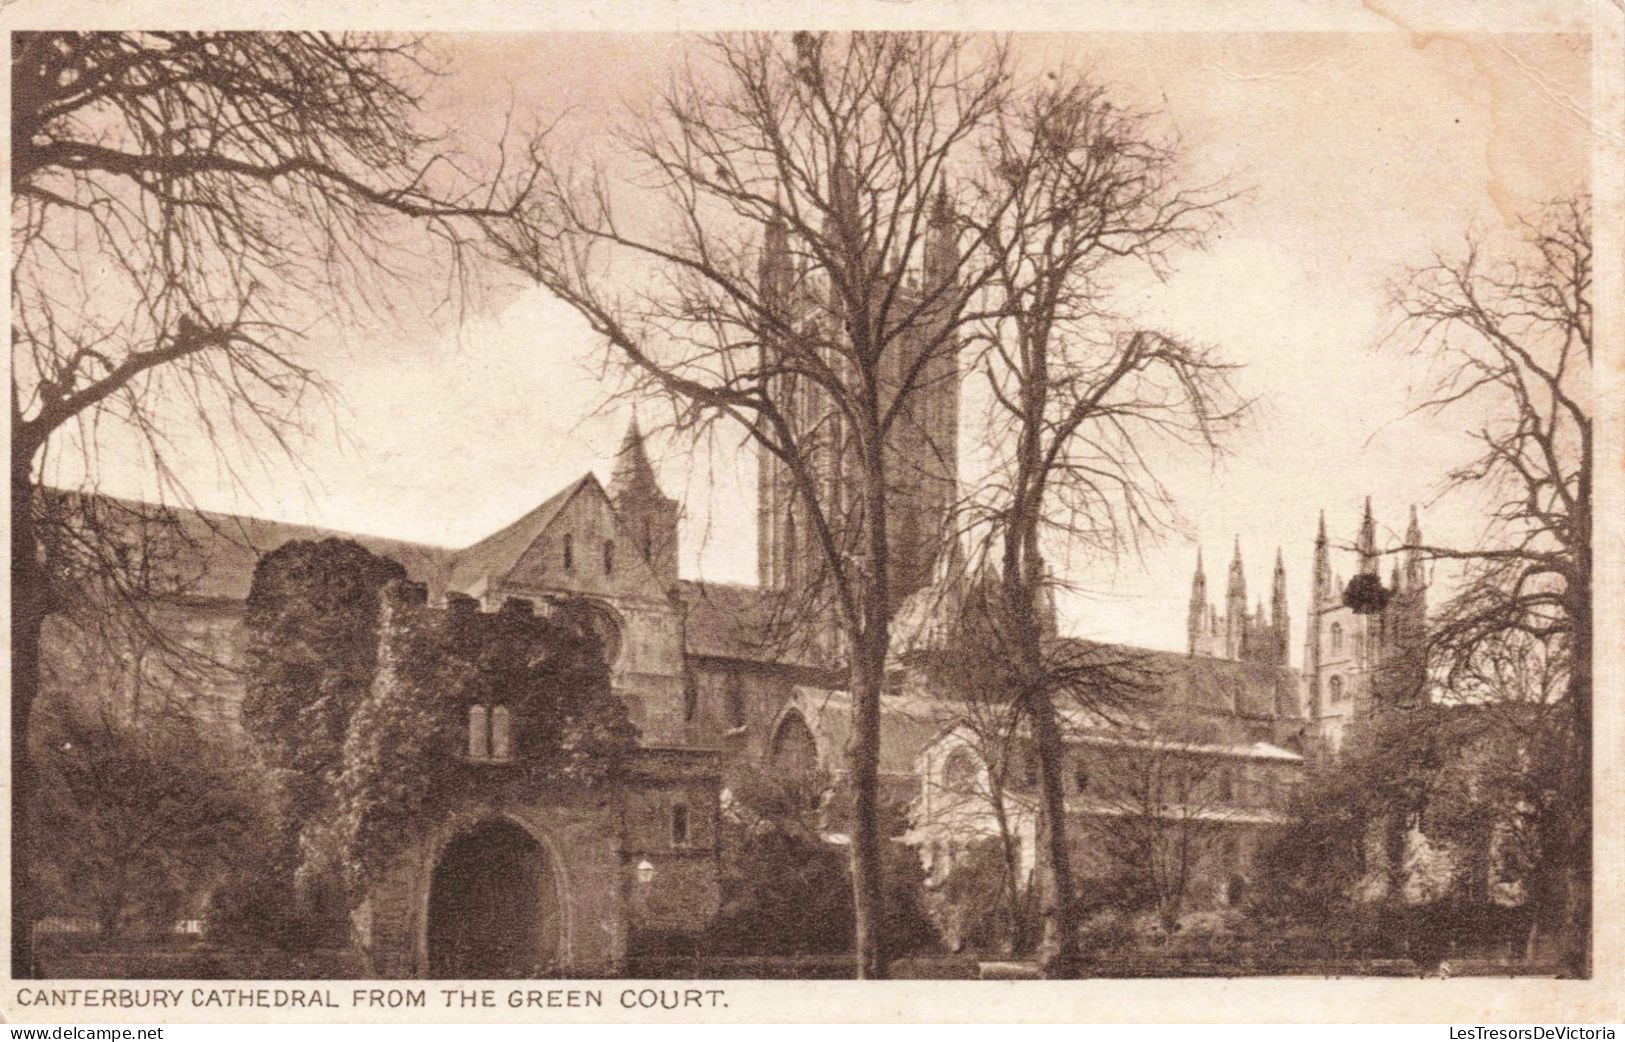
[
  {"xmin": 562, "ymin": 533, "xmax": 574, "ymax": 571},
  {"xmin": 490, "ymin": 706, "xmax": 513, "ymax": 762},
  {"xmin": 725, "ymin": 672, "xmax": 746, "ymax": 730},
  {"xmin": 671, "ymin": 803, "xmax": 690, "ymax": 847},
  {"xmin": 1022, "ymin": 749, "xmax": 1040, "ymax": 788},
  {"xmin": 1073, "ymin": 764, "xmax": 1089, "ymax": 794},
  {"xmin": 683, "ymin": 675, "xmax": 698, "ymax": 723},
  {"xmin": 1330, "ymin": 622, "xmax": 1343, "ymax": 655},
  {"xmin": 467, "ymin": 706, "xmax": 490, "ymax": 760},
  {"xmin": 1329, "ymin": 675, "xmax": 1344, "ymax": 702},
  {"xmin": 603, "ymin": 539, "xmax": 615, "ymax": 575},
  {"xmin": 642, "ymin": 521, "xmax": 654, "ymax": 563},
  {"xmin": 467, "ymin": 705, "xmax": 513, "ymax": 763}
]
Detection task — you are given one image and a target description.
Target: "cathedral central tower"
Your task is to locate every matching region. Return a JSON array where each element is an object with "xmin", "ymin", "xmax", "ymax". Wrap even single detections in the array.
[{"xmin": 755, "ymin": 183, "xmax": 962, "ymax": 614}]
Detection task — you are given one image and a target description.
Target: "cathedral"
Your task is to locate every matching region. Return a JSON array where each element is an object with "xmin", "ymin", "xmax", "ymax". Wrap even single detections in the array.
[{"xmin": 41, "ymin": 204, "xmax": 1430, "ymax": 972}]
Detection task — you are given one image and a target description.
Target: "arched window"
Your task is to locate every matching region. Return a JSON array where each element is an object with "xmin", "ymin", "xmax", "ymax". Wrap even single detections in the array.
[
  {"xmin": 641, "ymin": 520, "xmax": 654, "ymax": 563},
  {"xmin": 943, "ymin": 748, "xmax": 979, "ymax": 797},
  {"xmin": 489, "ymin": 706, "xmax": 513, "ymax": 761},
  {"xmin": 465, "ymin": 705, "xmax": 513, "ymax": 763},
  {"xmin": 602, "ymin": 539, "xmax": 615, "ymax": 575},
  {"xmin": 1073, "ymin": 762, "xmax": 1090, "ymax": 795},
  {"xmin": 467, "ymin": 706, "xmax": 489, "ymax": 760},
  {"xmin": 671, "ymin": 803, "xmax": 690, "ymax": 847},
  {"xmin": 770, "ymin": 711, "xmax": 818, "ymax": 775},
  {"xmin": 562, "ymin": 533, "xmax": 574, "ymax": 571},
  {"xmin": 1330, "ymin": 622, "xmax": 1343, "ymax": 655},
  {"xmin": 1329, "ymin": 674, "xmax": 1344, "ymax": 702}
]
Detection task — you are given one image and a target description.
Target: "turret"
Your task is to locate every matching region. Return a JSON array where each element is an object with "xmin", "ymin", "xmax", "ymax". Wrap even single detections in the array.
[
  {"xmin": 1271, "ymin": 547, "xmax": 1289, "ymax": 664},
  {"xmin": 1225, "ymin": 537, "xmax": 1247, "ymax": 659},
  {"xmin": 1356, "ymin": 496, "xmax": 1378, "ymax": 577},
  {"xmin": 759, "ymin": 201, "xmax": 794, "ymax": 306},
  {"xmin": 1404, "ymin": 505, "xmax": 1425, "ymax": 593},
  {"xmin": 1187, "ymin": 548, "xmax": 1208, "ymax": 654},
  {"xmin": 1311, "ymin": 511, "xmax": 1332, "ymax": 611},
  {"xmin": 923, "ymin": 179, "xmax": 960, "ymax": 292},
  {"xmin": 608, "ymin": 417, "xmax": 680, "ymax": 591}
]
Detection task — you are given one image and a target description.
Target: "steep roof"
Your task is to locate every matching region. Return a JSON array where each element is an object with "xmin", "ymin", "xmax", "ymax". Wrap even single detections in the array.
[
  {"xmin": 607, "ymin": 418, "xmax": 666, "ymax": 505},
  {"xmin": 57, "ymin": 478, "xmax": 607, "ymax": 606},
  {"xmin": 60, "ymin": 493, "xmax": 456, "ymax": 603},
  {"xmin": 443, "ymin": 475, "xmax": 597, "ymax": 593}
]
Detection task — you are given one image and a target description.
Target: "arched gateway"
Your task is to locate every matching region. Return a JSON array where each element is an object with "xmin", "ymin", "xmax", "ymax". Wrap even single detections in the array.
[{"xmin": 426, "ymin": 820, "xmax": 561, "ymax": 978}]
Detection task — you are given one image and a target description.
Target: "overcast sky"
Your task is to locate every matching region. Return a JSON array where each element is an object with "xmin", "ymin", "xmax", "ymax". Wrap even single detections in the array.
[{"xmin": 60, "ymin": 29, "xmax": 1591, "ymax": 659}]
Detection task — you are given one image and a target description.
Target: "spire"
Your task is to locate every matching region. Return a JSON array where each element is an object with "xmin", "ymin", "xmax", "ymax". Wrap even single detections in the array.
[
  {"xmin": 1357, "ymin": 496, "xmax": 1378, "ymax": 576},
  {"xmin": 608, "ymin": 416, "xmax": 663, "ymax": 504},
  {"xmin": 1405, "ymin": 504, "xmax": 1425, "ymax": 593},
  {"xmin": 923, "ymin": 176, "xmax": 959, "ymax": 289},
  {"xmin": 759, "ymin": 199, "xmax": 792, "ymax": 302},
  {"xmin": 930, "ymin": 178, "xmax": 953, "ymax": 227},
  {"xmin": 1223, "ymin": 537, "xmax": 1247, "ymax": 661},
  {"xmin": 1310, "ymin": 509, "xmax": 1333, "ymax": 610},
  {"xmin": 1271, "ymin": 546, "xmax": 1289, "ymax": 636},
  {"xmin": 1187, "ymin": 546, "xmax": 1208, "ymax": 655}
]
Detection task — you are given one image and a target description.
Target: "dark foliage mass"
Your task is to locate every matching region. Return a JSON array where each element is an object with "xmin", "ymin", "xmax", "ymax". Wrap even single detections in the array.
[
  {"xmin": 31, "ymin": 705, "xmax": 259, "ymax": 941},
  {"xmin": 330, "ymin": 588, "xmax": 640, "ymax": 894},
  {"xmin": 703, "ymin": 771, "xmax": 940, "ymax": 959},
  {"xmin": 242, "ymin": 539, "xmax": 407, "ymax": 796},
  {"xmin": 240, "ymin": 541, "xmax": 638, "ymax": 915},
  {"xmin": 1343, "ymin": 574, "xmax": 1392, "ymax": 616}
]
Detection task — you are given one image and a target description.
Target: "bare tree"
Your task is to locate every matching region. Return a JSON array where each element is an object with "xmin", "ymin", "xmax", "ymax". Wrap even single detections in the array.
[
  {"xmin": 1386, "ymin": 196, "xmax": 1591, "ymax": 975},
  {"xmin": 1080, "ymin": 710, "xmax": 1232, "ymax": 929},
  {"xmin": 914, "ymin": 591, "xmax": 1033, "ymax": 951},
  {"xmin": 10, "ymin": 31, "xmax": 541, "ymax": 974},
  {"xmin": 958, "ymin": 74, "xmax": 1242, "ymax": 972},
  {"xmin": 488, "ymin": 32, "xmax": 1013, "ymax": 977}
]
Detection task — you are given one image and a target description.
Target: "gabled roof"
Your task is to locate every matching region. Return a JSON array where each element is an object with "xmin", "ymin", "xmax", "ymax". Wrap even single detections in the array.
[
  {"xmin": 54, "ymin": 491, "xmax": 456, "ymax": 603},
  {"xmin": 55, "ymin": 477, "xmax": 612, "ymax": 606},
  {"xmin": 444, "ymin": 475, "xmax": 598, "ymax": 593}
]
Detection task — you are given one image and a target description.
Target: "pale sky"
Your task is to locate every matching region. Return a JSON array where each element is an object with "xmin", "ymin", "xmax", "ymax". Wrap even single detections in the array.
[{"xmin": 56, "ymin": 30, "xmax": 1592, "ymax": 660}]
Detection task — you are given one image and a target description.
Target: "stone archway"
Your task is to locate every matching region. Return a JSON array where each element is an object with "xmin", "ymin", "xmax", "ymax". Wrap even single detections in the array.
[
  {"xmin": 426, "ymin": 819, "xmax": 561, "ymax": 978},
  {"xmin": 769, "ymin": 709, "xmax": 818, "ymax": 775}
]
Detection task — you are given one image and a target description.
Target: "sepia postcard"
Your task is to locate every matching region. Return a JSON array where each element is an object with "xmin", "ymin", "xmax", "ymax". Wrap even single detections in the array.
[{"xmin": 3, "ymin": 0, "xmax": 1621, "ymax": 1025}]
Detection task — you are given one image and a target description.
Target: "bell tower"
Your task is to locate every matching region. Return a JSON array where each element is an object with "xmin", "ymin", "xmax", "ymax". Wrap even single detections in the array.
[{"xmin": 608, "ymin": 418, "xmax": 680, "ymax": 593}]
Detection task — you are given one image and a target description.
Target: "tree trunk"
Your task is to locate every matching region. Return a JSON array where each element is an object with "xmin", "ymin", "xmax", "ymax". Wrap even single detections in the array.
[
  {"xmin": 987, "ymin": 782, "xmax": 1025, "ymax": 953},
  {"xmin": 847, "ymin": 619, "xmax": 888, "ymax": 979},
  {"xmin": 1031, "ymin": 704, "xmax": 1080, "ymax": 975},
  {"xmin": 846, "ymin": 454, "xmax": 891, "ymax": 980},
  {"xmin": 1010, "ymin": 552, "xmax": 1080, "ymax": 976},
  {"xmin": 1559, "ymin": 543, "xmax": 1591, "ymax": 978},
  {"xmin": 11, "ymin": 448, "xmax": 42, "ymax": 978}
]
